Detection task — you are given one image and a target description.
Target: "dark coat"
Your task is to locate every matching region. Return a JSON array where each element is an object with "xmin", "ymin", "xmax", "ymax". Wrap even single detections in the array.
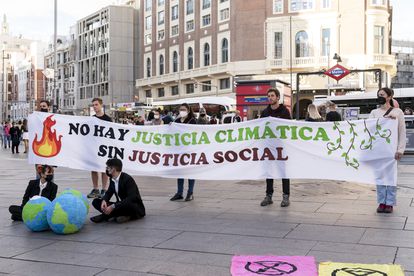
[
  {"xmin": 103, "ymin": 172, "xmax": 146, "ymax": 218},
  {"xmin": 261, "ymin": 104, "xmax": 292, "ymax": 120},
  {"xmin": 22, "ymin": 179, "xmax": 58, "ymax": 206}
]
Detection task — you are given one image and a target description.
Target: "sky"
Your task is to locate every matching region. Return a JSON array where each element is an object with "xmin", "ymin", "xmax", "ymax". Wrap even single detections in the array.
[{"xmin": 0, "ymin": 0, "xmax": 412, "ymax": 42}]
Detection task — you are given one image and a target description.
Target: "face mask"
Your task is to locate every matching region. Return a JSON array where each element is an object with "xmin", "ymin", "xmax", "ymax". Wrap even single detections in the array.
[
  {"xmin": 377, "ymin": 96, "xmax": 386, "ymax": 105},
  {"xmin": 179, "ymin": 111, "xmax": 188, "ymax": 118},
  {"xmin": 40, "ymin": 108, "xmax": 48, "ymax": 112},
  {"xmin": 45, "ymin": 175, "xmax": 54, "ymax": 182},
  {"xmin": 105, "ymin": 169, "xmax": 112, "ymax": 178},
  {"xmin": 200, "ymin": 114, "xmax": 206, "ymax": 117},
  {"xmin": 154, "ymin": 115, "xmax": 160, "ymax": 119}
]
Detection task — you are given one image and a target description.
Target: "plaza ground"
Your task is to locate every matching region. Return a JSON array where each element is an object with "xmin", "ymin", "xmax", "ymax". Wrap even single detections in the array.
[{"xmin": 1, "ymin": 147, "xmax": 414, "ymax": 275}]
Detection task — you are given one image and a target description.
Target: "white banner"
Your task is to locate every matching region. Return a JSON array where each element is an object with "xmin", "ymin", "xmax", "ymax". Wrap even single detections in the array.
[{"xmin": 28, "ymin": 112, "xmax": 398, "ymax": 185}]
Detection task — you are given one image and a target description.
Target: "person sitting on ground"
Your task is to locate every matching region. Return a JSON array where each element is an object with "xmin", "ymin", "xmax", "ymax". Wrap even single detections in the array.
[
  {"xmin": 8, "ymin": 165, "xmax": 58, "ymax": 221},
  {"xmin": 90, "ymin": 158, "xmax": 146, "ymax": 223}
]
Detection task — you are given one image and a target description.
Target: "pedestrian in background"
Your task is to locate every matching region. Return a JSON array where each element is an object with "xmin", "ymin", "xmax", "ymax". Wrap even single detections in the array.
[
  {"xmin": 305, "ymin": 104, "xmax": 323, "ymax": 122},
  {"xmin": 170, "ymin": 103, "xmax": 197, "ymax": 202},
  {"xmin": 21, "ymin": 119, "xmax": 29, "ymax": 153},
  {"xmin": 3, "ymin": 122, "xmax": 11, "ymax": 149},
  {"xmin": 370, "ymin": 87, "xmax": 406, "ymax": 214},
  {"xmin": 10, "ymin": 122, "xmax": 22, "ymax": 154}
]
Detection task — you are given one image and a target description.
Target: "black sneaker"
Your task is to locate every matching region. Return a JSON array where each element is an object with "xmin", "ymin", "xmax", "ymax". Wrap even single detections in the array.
[
  {"xmin": 87, "ymin": 189, "xmax": 100, "ymax": 199},
  {"xmin": 185, "ymin": 193, "xmax": 194, "ymax": 201},
  {"xmin": 115, "ymin": 216, "xmax": 131, "ymax": 224},
  {"xmin": 280, "ymin": 194, "xmax": 290, "ymax": 207},
  {"xmin": 170, "ymin": 193, "xmax": 183, "ymax": 201},
  {"xmin": 260, "ymin": 195, "xmax": 273, "ymax": 206},
  {"xmin": 100, "ymin": 189, "xmax": 107, "ymax": 198},
  {"xmin": 90, "ymin": 214, "xmax": 108, "ymax": 223}
]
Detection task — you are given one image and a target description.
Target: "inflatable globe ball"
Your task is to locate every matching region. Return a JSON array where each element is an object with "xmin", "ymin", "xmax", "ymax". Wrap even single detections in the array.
[
  {"xmin": 47, "ymin": 194, "xmax": 88, "ymax": 235},
  {"xmin": 57, "ymin": 189, "xmax": 89, "ymax": 213},
  {"xmin": 22, "ymin": 196, "xmax": 52, "ymax": 232}
]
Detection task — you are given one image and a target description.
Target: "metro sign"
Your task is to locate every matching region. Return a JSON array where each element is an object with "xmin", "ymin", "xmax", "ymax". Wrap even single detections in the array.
[{"xmin": 324, "ymin": 64, "xmax": 350, "ymax": 81}]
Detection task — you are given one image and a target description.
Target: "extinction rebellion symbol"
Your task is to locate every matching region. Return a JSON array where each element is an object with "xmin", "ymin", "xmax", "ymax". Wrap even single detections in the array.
[
  {"xmin": 244, "ymin": 261, "xmax": 298, "ymax": 275},
  {"xmin": 324, "ymin": 64, "xmax": 350, "ymax": 81},
  {"xmin": 331, "ymin": 267, "xmax": 388, "ymax": 276}
]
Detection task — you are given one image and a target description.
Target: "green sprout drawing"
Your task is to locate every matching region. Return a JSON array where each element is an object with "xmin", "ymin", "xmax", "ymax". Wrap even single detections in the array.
[{"xmin": 326, "ymin": 119, "xmax": 392, "ymax": 170}]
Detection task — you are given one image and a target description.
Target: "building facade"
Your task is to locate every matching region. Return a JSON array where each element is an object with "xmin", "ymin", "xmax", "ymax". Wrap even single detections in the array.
[
  {"xmin": 392, "ymin": 39, "xmax": 414, "ymax": 88},
  {"xmin": 76, "ymin": 5, "xmax": 139, "ymax": 114},
  {"xmin": 136, "ymin": 0, "xmax": 395, "ymax": 112}
]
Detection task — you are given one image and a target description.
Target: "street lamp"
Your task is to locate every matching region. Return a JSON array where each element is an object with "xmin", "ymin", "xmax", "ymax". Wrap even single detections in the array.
[
  {"xmin": 333, "ymin": 53, "xmax": 342, "ymax": 63},
  {"xmin": 2, "ymin": 44, "xmax": 10, "ymax": 122}
]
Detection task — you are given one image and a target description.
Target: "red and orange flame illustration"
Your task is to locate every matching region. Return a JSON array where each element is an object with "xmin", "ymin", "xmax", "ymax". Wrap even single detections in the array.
[{"xmin": 32, "ymin": 115, "xmax": 63, "ymax": 158}]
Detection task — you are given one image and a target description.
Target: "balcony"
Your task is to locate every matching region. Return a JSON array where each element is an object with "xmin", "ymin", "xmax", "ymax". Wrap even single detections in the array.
[
  {"xmin": 136, "ymin": 63, "xmax": 231, "ymax": 87},
  {"xmin": 266, "ymin": 56, "xmax": 328, "ymax": 70},
  {"xmin": 370, "ymin": 54, "xmax": 396, "ymax": 67}
]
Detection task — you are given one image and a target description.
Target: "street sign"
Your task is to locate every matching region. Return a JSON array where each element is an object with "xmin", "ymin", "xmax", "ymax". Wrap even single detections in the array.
[{"xmin": 324, "ymin": 64, "xmax": 350, "ymax": 81}]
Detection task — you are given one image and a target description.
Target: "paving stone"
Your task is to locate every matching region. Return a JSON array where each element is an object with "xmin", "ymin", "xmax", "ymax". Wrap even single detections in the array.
[
  {"xmin": 395, "ymin": 248, "xmax": 414, "ymax": 271},
  {"xmin": 335, "ymin": 214, "xmax": 407, "ymax": 229},
  {"xmin": 149, "ymin": 262, "xmax": 230, "ymax": 276},
  {"xmin": 285, "ymin": 224, "xmax": 366, "ymax": 243},
  {"xmin": 360, "ymin": 229, "xmax": 414, "ymax": 248}
]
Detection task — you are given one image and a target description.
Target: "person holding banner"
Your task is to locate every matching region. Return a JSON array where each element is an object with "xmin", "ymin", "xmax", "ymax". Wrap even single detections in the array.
[
  {"xmin": 88, "ymin": 98, "xmax": 112, "ymax": 199},
  {"xmin": 370, "ymin": 88, "xmax": 406, "ymax": 214},
  {"xmin": 90, "ymin": 159, "xmax": 146, "ymax": 223},
  {"xmin": 260, "ymin": 88, "xmax": 292, "ymax": 208},
  {"xmin": 170, "ymin": 103, "xmax": 197, "ymax": 202}
]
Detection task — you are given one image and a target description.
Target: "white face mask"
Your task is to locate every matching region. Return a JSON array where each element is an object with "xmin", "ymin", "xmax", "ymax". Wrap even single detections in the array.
[
  {"xmin": 154, "ymin": 115, "xmax": 160, "ymax": 119},
  {"xmin": 179, "ymin": 111, "xmax": 188, "ymax": 118}
]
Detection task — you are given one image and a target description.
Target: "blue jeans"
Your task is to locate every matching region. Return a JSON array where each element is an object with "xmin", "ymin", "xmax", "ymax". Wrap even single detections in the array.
[
  {"xmin": 3, "ymin": 135, "xmax": 10, "ymax": 148},
  {"xmin": 177, "ymin": 178, "xmax": 195, "ymax": 195},
  {"xmin": 377, "ymin": 185, "xmax": 397, "ymax": 206}
]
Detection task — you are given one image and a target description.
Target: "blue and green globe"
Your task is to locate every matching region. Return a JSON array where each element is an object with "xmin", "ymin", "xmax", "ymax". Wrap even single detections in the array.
[
  {"xmin": 57, "ymin": 189, "xmax": 89, "ymax": 213},
  {"xmin": 47, "ymin": 194, "xmax": 88, "ymax": 235},
  {"xmin": 22, "ymin": 196, "xmax": 51, "ymax": 232}
]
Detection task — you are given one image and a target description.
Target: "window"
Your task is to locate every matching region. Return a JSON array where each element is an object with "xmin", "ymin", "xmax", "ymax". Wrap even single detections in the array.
[
  {"xmin": 186, "ymin": 20, "xmax": 194, "ymax": 32},
  {"xmin": 290, "ymin": 0, "xmax": 314, "ymax": 11},
  {"xmin": 145, "ymin": 16, "xmax": 152, "ymax": 30},
  {"xmin": 186, "ymin": 0, "xmax": 194, "ymax": 15},
  {"xmin": 221, "ymin": 38, "xmax": 229, "ymax": 63},
  {"xmin": 145, "ymin": 89, "xmax": 152, "ymax": 98},
  {"xmin": 321, "ymin": 28, "xmax": 330, "ymax": 56},
  {"xmin": 372, "ymin": 0, "xmax": 386, "ymax": 5},
  {"xmin": 158, "ymin": 11, "xmax": 165, "ymax": 25},
  {"xmin": 202, "ymin": 14, "xmax": 211, "ymax": 27},
  {"xmin": 322, "ymin": 0, "xmax": 330, "ymax": 8},
  {"xmin": 203, "ymin": 0, "xmax": 211, "ymax": 9},
  {"xmin": 145, "ymin": 34, "xmax": 152, "ymax": 45},
  {"xmin": 158, "ymin": 0, "xmax": 164, "ymax": 5},
  {"xmin": 171, "ymin": 5, "xmax": 179, "ymax": 21},
  {"xmin": 202, "ymin": 81, "xmax": 211, "ymax": 91},
  {"xmin": 188, "ymin": 47, "xmax": 194, "ymax": 69},
  {"xmin": 220, "ymin": 0, "xmax": 228, "ymax": 2},
  {"xmin": 159, "ymin": 55, "xmax": 164, "ymax": 75},
  {"xmin": 171, "ymin": 85, "xmax": 179, "ymax": 95},
  {"xmin": 220, "ymin": 78, "xmax": 230, "ymax": 89},
  {"xmin": 145, "ymin": 0, "xmax": 152, "ymax": 11},
  {"xmin": 186, "ymin": 83, "xmax": 194, "ymax": 94},
  {"xmin": 274, "ymin": 32, "xmax": 282, "ymax": 59},
  {"xmin": 173, "ymin": 51, "xmax": 178, "ymax": 72},
  {"xmin": 171, "ymin": 25, "xmax": 179, "ymax": 36},
  {"xmin": 374, "ymin": 26, "xmax": 385, "ymax": 54},
  {"xmin": 158, "ymin": 88, "xmax": 165, "ymax": 97},
  {"xmin": 158, "ymin": 30, "xmax": 165, "ymax": 40},
  {"xmin": 219, "ymin": 8, "xmax": 230, "ymax": 21},
  {"xmin": 273, "ymin": 0, "xmax": 283, "ymax": 13},
  {"xmin": 146, "ymin": 58, "xmax": 151, "ymax": 77},
  {"xmin": 204, "ymin": 43, "xmax": 210, "ymax": 66},
  {"xmin": 295, "ymin": 31, "xmax": 309, "ymax": 57}
]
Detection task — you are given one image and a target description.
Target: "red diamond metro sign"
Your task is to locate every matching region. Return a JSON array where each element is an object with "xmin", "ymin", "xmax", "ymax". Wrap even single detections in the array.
[{"xmin": 324, "ymin": 64, "xmax": 350, "ymax": 81}]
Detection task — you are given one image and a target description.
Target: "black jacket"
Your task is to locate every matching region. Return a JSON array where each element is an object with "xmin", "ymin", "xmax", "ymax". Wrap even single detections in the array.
[
  {"xmin": 103, "ymin": 172, "xmax": 146, "ymax": 218},
  {"xmin": 174, "ymin": 117, "xmax": 196, "ymax": 124},
  {"xmin": 326, "ymin": 111, "xmax": 342, "ymax": 122},
  {"xmin": 10, "ymin": 126, "xmax": 21, "ymax": 143},
  {"xmin": 261, "ymin": 104, "xmax": 292, "ymax": 120},
  {"xmin": 22, "ymin": 180, "xmax": 58, "ymax": 206}
]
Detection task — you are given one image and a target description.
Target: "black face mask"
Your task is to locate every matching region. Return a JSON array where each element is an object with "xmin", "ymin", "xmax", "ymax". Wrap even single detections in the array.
[
  {"xmin": 40, "ymin": 108, "xmax": 48, "ymax": 112},
  {"xmin": 200, "ymin": 114, "xmax": 206, "ymax": 117},
  {"xmin": 105, "ymin": 169, "xmax": 112, "ymax": 178},
  {"xmin": 45, "ymin": 175, "xmax": 54, "ymax": 182},
  {"xmin": 377, "ymin": 96, "xmax": 386, "ymax": 105}
]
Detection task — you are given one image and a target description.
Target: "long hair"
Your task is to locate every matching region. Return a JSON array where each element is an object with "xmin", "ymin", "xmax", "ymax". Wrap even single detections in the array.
[
  {"xmin": 378, "ymin": 87, "xmax": 394, "ymax": 107},
  {"xmin": 307, "ymin": 104, "xmax": 322, "ymax": 120},
  {"xmin": 179, "ymin": 103, "xmax": 195, "ymax": 119}
]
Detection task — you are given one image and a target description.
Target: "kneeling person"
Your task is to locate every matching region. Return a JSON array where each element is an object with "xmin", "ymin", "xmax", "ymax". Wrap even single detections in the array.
[
  {"xmin": 91, "ymin": 159, "xmax": 146, "ymax": 223},
  {"xmin": 9, "ymin": 165, "xmax": 58, "ymax": 221}
]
